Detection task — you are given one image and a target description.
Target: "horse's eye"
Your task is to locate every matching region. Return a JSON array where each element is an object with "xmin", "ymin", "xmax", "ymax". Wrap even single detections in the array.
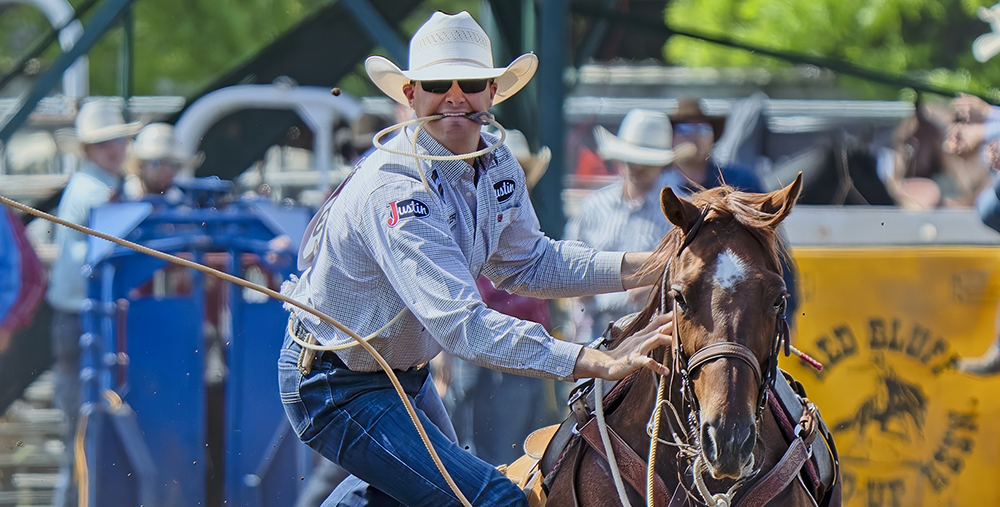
[
  {"xmin": 670, "ymin": 289, "xmax": 689, "ymax": 311},
  {"xmin": 773, "ymin": 295, "xmax": 787, "ymax": 314}
]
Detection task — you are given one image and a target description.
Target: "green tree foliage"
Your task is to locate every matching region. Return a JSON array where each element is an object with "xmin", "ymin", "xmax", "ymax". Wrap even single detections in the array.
[
  {"xmin": 1, "ymin": 0, "xmax": 480, "ymax": 99},
  {"xmin": 664, "ymin": 0, "xmax": 1000, "ymax": 99}
]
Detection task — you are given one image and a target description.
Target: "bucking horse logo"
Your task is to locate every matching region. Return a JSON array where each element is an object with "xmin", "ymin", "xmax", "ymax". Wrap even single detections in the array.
[{"xmin": 834, "ymin": 356, "xmax": 927, "ymax": 442}]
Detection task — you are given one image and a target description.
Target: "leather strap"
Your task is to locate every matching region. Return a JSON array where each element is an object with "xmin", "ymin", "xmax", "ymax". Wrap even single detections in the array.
[
  {"xmin": 687, "ymin": 342, "xmax": 762, "ymax": 387},
  {"xmin": 735, "ymin": 436, "xmax": 809, "ymax": 507},
  {"xmin": 667, "ymin": 483, "xmax": 690, "ymax": 507},
  {"xmin": 578, "ymin": 417, "xmax": 671, "ymax": 507}
]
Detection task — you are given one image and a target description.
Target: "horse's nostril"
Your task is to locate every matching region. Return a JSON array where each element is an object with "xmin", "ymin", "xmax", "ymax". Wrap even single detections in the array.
[
  {"xmin": 701, "ymin": 423, "xmax": 719, "ymax": 461},
  {"xmin": 740, "ymin": 425, "xmax": 757, "ymax": 460}
]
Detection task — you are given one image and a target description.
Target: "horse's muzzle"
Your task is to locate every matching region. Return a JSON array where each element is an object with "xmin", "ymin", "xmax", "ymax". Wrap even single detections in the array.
[{"xmin": 701, "ymin": 416, "xmax": 757, "ymax": 479}]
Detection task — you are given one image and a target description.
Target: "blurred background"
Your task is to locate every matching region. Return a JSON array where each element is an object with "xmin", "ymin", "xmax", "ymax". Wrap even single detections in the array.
[{"xmin": 3, "ymin": 1, "xmax": 1000, "ymax": 506}]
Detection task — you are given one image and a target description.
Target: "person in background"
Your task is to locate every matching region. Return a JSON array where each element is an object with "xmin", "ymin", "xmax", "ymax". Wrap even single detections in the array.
[
  {"xmin": 0, "ymin": 206, "xmax": 48, "ymax": 414},
  {"xmin": 0, "ymin": 207, "xmax": 45, "ymax": 354},
  {"xmin": 668, "ymin": 96, "xmax": 764, "ymax": 193},
  {"xmin": 46, "ymin": 98, "xmax": 139, "ymax": 507},
  {"xmin": 438, "ymin": 129, "xmax": 557, "ymax": 466},
  {"xmin": 564, "ymin": 109, "xmax": 694, "ymax": 344},
  {"xmin": 946, "ymin": 94, "xmax": 1000, "ymax": 374},
  {"xmin": 128, "ymin": 122, "xmax": 196, "ymax": 204}
]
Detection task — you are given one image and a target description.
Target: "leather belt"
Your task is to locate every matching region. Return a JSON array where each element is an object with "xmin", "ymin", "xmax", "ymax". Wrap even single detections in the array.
[{"xmin": 287, "ymin": 315, "xmax": 427, "ymax": 375}]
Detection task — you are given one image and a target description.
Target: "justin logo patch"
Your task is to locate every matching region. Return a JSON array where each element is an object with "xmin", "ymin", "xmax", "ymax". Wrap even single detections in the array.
[
  {"xmin": 494, "ymin": 179, "xmax": 516, "ymax": 203},
  {"xmin": 386, "ymin": 199, "xmax": 429, "ymax": 226}
]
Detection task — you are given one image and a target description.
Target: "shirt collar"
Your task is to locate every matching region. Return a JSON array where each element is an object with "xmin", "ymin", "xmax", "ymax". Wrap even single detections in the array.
[{"xmin": 80, "ymin": 160, "xmax": 122, "ymax": 188}]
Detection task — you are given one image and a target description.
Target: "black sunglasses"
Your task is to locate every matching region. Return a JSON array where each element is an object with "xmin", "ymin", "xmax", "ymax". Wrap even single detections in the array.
[{"xmin": 415, "ymin": 79, "xmax": 492, "ymax": 94}]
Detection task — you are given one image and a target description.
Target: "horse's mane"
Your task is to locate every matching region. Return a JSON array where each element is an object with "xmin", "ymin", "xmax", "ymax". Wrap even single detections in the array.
[{"xmin": 615, "ymin": 185, "xmax": 788, "ymax": 345}]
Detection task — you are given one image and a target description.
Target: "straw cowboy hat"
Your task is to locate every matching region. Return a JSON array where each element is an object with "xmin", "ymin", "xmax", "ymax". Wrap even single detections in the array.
[
  {"xmin": 73, "ymin": 98, "xmax": 142, "ymax": 145},
  {"xmin": 594, "ymin": 109, "xmax": 696, "ymax": 166},
  {"xmin": 669, "ymin": 97, "xmax": 727, "ymax": 142},
  {"xmin": 134, "ymin": 123, "xmax": 203, "ymax": 169},
  {"xmin": 505, "ymin": 129, "xmax": 551, "ymax": 189},
  {"xmin": 365, "ymin": 11, "xmax": 537, "ymax": 106}
]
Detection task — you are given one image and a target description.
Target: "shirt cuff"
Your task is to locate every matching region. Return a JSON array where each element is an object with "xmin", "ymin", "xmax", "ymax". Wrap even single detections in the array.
[
  {"xmin": 592, "ymin": 251, "xmax": 627, "ymax": 292},
  {"xmin": 548, "ymin": 338, "xmax": 584, "ymax": 381}
]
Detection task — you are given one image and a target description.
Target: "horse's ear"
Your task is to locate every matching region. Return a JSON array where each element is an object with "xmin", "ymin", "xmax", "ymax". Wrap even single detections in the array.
[
  {"xmin": 660, "ymin": 186, "xmax": 702, "ymax": 233},
  {"xmin": 758, "ymin": 172, "xmax": 803, "ymax": 224}
]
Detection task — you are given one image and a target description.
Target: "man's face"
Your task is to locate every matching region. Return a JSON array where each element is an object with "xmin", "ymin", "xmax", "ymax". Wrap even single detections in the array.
[
  {"xmin": 672, "ymin": 122, "xmax": 714, "ymax": 162},
  {"xmin": 622, "ymin": 162, "xmax": 664, "ymax": 193},
  {"xmin": 140, "ymin": 159, "xmax": 178, "ymax": 195},
  {"xmin": 402, "ymin": 79, "xmax": 498, "ymax": 143},
  {"xmin": 83, "ymin": 137, "xmax": 128, "ymax": 175}
]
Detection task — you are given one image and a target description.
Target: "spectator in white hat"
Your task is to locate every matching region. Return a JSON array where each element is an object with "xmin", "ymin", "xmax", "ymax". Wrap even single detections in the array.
[
  {"xmin": 46, "ymin": 97, "xmax": 139, "ymax": 507},
  {"xmin": 564, "ymin": 109, "xmax": 694, "ymax": 344},
  {"xmin": 127, "ymin": 122, "xmax": 200, "ymax": 203},
  {"xmin": 279, "ymin": 11, "xmax": 674, "ymax": 507}
]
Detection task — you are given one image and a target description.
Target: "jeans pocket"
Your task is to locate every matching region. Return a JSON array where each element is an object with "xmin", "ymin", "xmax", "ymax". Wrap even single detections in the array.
[{"xmin": 278, "ymin": 348, "xmax": 311, "ymax": 437}]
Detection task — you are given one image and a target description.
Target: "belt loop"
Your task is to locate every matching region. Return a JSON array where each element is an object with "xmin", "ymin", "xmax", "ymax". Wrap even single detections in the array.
[{"xmin": 291, "ymin": 316, "xmax": 320, "ymax": 375}]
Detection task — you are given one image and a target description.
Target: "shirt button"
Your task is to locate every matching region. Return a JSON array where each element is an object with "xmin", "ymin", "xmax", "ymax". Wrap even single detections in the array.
[{"xmin": 465, "ymin": 192, "xmax": 472, "ymax": 197}]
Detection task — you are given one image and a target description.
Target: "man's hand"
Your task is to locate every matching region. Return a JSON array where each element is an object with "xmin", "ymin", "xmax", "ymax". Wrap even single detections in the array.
[
  {"xmin": 953, "ymin": 93, "xmax": 993, "ymax": 124},
  {"xmin": 945, "ymin": 123, "xmax": 986, "ymax": 155},
  {"xmin": 572, "ymin": 312, "xmax": 673, "ymax": 380}
]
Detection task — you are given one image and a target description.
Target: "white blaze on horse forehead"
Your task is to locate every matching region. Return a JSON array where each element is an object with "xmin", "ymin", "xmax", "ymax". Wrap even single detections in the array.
[{"xmin": 713, "ymin": 248, "xmax": 749, "ymax": 291}]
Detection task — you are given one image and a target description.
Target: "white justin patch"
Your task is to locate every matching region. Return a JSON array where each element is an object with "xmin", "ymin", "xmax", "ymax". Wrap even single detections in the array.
[{"xmin": 713, "ymin": 248, "xmax": 748, "ymax": 291}]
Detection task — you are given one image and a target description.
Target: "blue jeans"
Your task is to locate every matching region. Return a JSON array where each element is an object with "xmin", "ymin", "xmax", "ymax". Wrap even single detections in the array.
[{"xmin": 278, "ymin": 332, "xmax": 527, "ymax": 507}]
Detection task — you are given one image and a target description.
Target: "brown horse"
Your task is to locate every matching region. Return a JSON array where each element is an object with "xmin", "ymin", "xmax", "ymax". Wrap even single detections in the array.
[{"xmin": 543, "ymin": 175, "xmax": 840, "ymax": 507}]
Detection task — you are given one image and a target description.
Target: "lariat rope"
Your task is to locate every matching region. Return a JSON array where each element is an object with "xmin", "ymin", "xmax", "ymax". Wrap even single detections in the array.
[
  {"xmin": 8, "ymin": 112, "xmax": 513, "ymax": 506},
  {"xmin": 647, "ymin": 371, "xmax": 668, "ymax": 505},
  {"xmin": 0, "ymin": 191, "xmax": 475, "ymax": 506},
  {"xmin": 372, "ymin": 111, "xmax": 506, "ymax": 198}
]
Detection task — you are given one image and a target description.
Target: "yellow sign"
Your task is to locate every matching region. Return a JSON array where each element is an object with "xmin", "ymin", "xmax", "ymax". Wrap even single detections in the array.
[{"xmin": 781, "ymin": 247, "xmax": 1000, "ymax": 507}]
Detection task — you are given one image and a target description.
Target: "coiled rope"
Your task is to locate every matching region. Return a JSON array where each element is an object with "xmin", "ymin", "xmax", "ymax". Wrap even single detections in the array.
[{"xmin": 5, "ymin": 111, "xmax": 512, "ymax": 507}]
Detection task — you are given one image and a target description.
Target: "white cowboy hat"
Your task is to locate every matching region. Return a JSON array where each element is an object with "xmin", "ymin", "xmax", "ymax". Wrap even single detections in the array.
[
  {"xmin": 365, "ymin": 11, "xmax": 537, "ymax": 106},
  {"xmin": 505, "ymin": 129, "xmax": 550, "ymax": 189},
  {"xmin": 134, "ymin": 123, "xmax": 204, "ymax": 173},
  {"xmin": 73, "ymin": 98, "xmax": 141, "ymax": 145},
  {"xmin": 594, "ymin": 109, "xmax": 696, "ymax": 166}
]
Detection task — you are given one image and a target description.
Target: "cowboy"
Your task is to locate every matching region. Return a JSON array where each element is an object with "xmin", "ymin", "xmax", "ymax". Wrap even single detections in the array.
[
  {"xmin": 668, "ymin": 96, "xmax": 764, "ymax": 193},
  {"xmin": 130, "ymin": 122, "xmax": 196, "ymax": 203},
  {"xmin": 46, "ymin": 98, "xmax": 140, "ymax": 507},
  {"xmin": 946, "ymin": 94, "xmax": 1000, "ymax": 375},
  {"xmin": 278, "ymin": 11, "xmax": 673, "ymax": 507},
  {"xmin": 564, "ymin": 109, "xmax": 694, "ymax": 344}
]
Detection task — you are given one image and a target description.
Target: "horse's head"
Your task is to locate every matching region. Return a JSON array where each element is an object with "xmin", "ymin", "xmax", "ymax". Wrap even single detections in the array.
[{"xmin": 654, "ymin": 175, "xmax": 802, "ymax": 480}]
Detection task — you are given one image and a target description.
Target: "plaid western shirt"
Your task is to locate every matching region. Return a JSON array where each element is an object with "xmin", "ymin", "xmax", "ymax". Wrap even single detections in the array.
[{"xmin": 283, "ymin": 125, "xmax": 626, "ymax": 380}]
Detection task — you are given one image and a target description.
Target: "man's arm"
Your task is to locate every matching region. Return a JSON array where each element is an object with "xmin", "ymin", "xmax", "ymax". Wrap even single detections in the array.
[{"xmin": 622, "ymin": 251, "xmax": 657, "ymax": 289}]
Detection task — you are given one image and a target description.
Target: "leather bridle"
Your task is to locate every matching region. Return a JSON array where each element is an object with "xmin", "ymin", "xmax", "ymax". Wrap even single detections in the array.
[{"xmin": 661, "ymin": 206, "xmax": 790, "ymax": 433}]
